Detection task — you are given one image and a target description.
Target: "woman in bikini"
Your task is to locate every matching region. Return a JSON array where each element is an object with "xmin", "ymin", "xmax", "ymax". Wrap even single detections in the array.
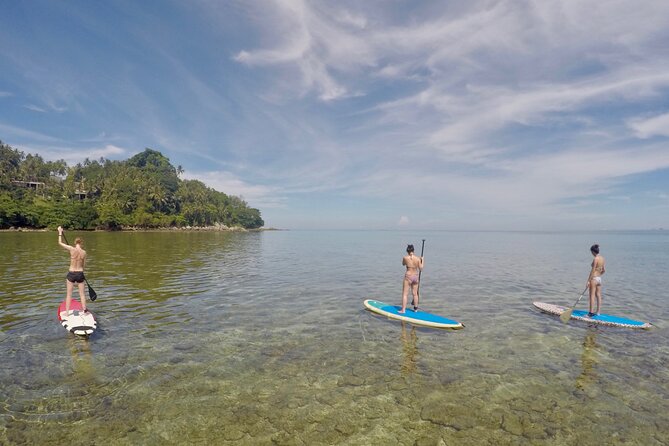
[
  {"xmin": 57, "ymin": 226, "xmax": 88, "ymax": 316},
  {"xmin": 586, "ymin": 244, "xmax": 605, "ymax": 317},
  {"xmin": 400, "ymin": 244, "xmax": 424, "ymax": 314}
]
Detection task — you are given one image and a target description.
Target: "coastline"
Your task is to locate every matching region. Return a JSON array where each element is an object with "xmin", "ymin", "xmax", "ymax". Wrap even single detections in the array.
[{"xmin": 0, "ymin": 226, "xmax": 283, "ymax": 232}]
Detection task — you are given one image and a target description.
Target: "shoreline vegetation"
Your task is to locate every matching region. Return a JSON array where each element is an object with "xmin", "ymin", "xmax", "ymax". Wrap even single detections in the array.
[{"xmin": 0, "ymin": 141, "xmax": 264, "ymax": 231}]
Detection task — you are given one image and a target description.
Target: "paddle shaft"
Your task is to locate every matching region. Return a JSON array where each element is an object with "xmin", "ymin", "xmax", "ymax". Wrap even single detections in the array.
[
  {"xmin": 570, "ymin": 287, "xmax": 588, "ymax": 310},
  {"xmin": 61, "ymin": 231, "xmax": 97, "ymax": 301},
  {"xmin": 416, "ymin": 239, "xmax": 425, "ymax": 299},
  {"xmin": 560, "ymin": 287, "xmax": 588, "ymax": 323}
]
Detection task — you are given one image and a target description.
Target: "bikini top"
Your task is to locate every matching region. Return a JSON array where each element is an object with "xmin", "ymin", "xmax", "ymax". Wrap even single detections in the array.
[{"xmin": 591, "ymin": 255, "xmax": 604, "ymax": 273}]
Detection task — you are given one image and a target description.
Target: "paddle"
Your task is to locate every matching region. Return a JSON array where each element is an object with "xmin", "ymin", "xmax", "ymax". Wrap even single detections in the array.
[
  {"xmin": 413, "ymin": 239, "xmax": 426, "ymax": 310},
  {"xmin": 559, "ymin": 287, "xmax": 588, "ymax": 323},
  {"xmin": 61, "ymin": 232, "xmax": 98, "ymax": 301}
]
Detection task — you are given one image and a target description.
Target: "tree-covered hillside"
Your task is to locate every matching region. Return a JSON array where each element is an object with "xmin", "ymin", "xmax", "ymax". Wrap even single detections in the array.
[{"xmin": 0, "ymin": 142, "xmax": 264, "ymax": 230}]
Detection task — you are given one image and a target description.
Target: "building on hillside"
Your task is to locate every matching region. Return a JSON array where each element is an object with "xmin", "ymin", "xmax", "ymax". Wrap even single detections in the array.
[
  {"xmin": 11, "ymin": 180, "xmax": 45, "ymax": 190},
  {"xmin": 73, "ymin": 181, "xmax": 87, "ymax": 200}
]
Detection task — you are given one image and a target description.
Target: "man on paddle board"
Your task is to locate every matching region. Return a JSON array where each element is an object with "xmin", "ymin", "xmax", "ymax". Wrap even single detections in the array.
[
  {"xmin": 400, "ymin": 244, "xmax": 423, "ymax": 314},
  {"xmin": 57, "ymin": 226, "xmax": 88, "ymax": 316},
  {"xmin": 586, "ymin": 244, "xmax": 605, "ymax": 317}
]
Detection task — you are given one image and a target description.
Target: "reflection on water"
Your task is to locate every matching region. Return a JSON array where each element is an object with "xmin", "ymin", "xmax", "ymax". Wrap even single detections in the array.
[
  {"xmin": 576, "ymin": 328, "xmax": 600, "ymax": 391},
  {"xmin": 67, "ymin": 337, "xmax": 98, "ymax": 386},
  {"xmin": 400, "ymin": 322, "xmax": 418, "ymax": 377},
  {"xmin": 1, "ymin": 230, "xmax": 668, "ymax": 444}
]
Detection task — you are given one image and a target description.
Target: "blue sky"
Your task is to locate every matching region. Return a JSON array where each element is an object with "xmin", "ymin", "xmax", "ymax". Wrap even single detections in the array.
[{"xmin": 1, "ymin": 0, "xmax": 669, "ymax": 230}]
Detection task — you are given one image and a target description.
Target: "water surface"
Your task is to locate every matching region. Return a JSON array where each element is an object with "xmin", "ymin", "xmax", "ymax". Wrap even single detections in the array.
[{"xmin": 1, "ymin": 230, "xmax": 668, "ymax": 445}]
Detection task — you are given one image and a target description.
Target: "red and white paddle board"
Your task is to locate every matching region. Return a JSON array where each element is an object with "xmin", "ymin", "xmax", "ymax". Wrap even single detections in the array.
[{"xmin": 57, "ymin": 299, "xmax": 97, "ymax": 336}]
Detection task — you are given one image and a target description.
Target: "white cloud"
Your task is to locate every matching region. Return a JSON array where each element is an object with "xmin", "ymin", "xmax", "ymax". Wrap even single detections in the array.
[
  {"xmin": 333, "ymin": 9, "xmax": 367, "ymax": 29},
  {"xmin": 90, "ymin": 144, "xmax": 126, "ymax": 159},
  {"xmin": 18, "ymin": 144, "xmax": 128, "ymax": 165},
  {"xmin": 628, "ymin": 112, "xmax": 669, "ymax": 138},
  {"xmin": 183, "ymin": 170, "xmax": 284, "ymax": 209},
  {"xmin": 398, "ymin": 216, "xmax": 410, "ymax": 226}
]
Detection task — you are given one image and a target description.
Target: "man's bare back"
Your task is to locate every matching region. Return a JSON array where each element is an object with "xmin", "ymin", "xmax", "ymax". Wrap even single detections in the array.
[{"xmin": 68, "ymin": 246, "xmax": 86, "ymax": 271}]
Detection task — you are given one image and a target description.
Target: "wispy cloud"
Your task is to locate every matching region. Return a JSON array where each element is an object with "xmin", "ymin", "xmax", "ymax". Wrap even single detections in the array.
[
  {"xmin": 233, "ymin": 0, "xmax": 374, "ymax": 101},
  {"xmin": 0, "ymin": 123, "xmax": 63, "ymax": 144},
  {"xmin": 230, "ymin": 1, "xmax": 669, "ymax": 220},
  {"xmin": 353, "ymin": 142, "xmax": 669, "ymax": 216},
  {"xmin": 24, "ymin": 104, "xmax": 47, "ymax": 113}
]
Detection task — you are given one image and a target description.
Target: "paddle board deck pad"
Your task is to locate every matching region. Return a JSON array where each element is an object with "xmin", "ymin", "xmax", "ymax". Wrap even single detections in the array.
[
  {"xmin": 533, "ymin": 302, "xmax": 651, "ymax": 329},
  {"xmin": 364, "ymin": 299, "xmax": 464, "ymax": 329},
  {"xmin": 57, "ymin": 300, "xmax": 97, "ymax": 336}
]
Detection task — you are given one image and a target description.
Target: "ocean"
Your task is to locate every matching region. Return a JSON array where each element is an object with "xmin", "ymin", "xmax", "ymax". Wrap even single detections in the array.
[{"xmin": 1, "ymin": 230, "xmax": 667, "ymax": 445}]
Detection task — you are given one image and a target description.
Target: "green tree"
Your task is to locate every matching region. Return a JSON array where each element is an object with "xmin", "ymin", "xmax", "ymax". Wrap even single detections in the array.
[
  {"xmin": 0, "ymin": 193, "xmax": 20, "ymax": 228},
  {"xmin": 0, "ymin": 141, "xmax": 24, "ymax": 190},
  {"xmin": 0, "ymin": 142, "xmax": 264, "ymax": 230}
]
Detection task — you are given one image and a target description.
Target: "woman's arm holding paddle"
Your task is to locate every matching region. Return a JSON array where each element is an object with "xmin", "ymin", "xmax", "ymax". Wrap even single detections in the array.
[{"xmin": 57, "ymin": 226, "xmax": 73, "ymax": 251}]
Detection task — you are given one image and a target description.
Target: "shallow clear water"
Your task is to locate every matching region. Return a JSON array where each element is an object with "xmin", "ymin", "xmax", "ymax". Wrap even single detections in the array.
[{"xmin": 1, "ymin": 230, "xmax": 668, "ymax": 445}]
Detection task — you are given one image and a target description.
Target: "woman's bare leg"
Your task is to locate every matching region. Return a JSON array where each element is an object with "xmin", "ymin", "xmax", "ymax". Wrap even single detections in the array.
[
  {"xmin": 400, "ymin": 279, "xmax": 410, "ymax": 313},
  {"xmin": 65, "ymin": 280, "xmax": 74, "ymax": 315},
  {"xmin": 78, "ymin": 282, "xmax": 87, "ymax": 312},
  {"xmin": 411, "ymin": 284, "xmax": 419, "ymax": 311},
  {"xmin": 588, "ymin": 280, "xmax": 596, "ymax": 315}
]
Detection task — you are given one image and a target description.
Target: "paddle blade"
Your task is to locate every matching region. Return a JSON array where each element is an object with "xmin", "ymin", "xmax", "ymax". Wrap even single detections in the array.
[
  {"xmin": 88, "ymin": 284, "xmax": 98, "ymax": 301},
  {"xmin": 560, "ymin": 308, "xmax": 573, "ymax": 323}
]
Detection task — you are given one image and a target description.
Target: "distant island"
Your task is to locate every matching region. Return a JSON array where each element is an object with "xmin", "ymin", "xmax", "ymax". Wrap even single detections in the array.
[{"xmin": 0, "ymin": 141, "xmax": 264, "ymax": 230}]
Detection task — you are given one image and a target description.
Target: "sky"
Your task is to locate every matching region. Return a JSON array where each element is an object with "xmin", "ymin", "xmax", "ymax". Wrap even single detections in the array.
[{"xmin": 1, "ymin": 0, "xmax": 669, "ymax": 230}]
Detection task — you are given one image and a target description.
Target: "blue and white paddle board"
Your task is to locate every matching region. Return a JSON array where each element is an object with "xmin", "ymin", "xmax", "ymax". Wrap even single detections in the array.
[
  {"xmin": 533, "ymin": 302, "xmax": 652, "ymax": 329},
  {"xmin": 364, "ymin": 299, "xmax": 464, "ymax": 329}
]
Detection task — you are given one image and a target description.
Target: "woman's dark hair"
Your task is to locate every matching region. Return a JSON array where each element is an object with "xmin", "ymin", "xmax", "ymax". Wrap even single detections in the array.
[
  {"xmin": 406, "ymin": 244, "xmax": 415, "ymax": 253},
  {"xmin": 590, "ymin": 244, "xmax": 599, "ymax": 254}
]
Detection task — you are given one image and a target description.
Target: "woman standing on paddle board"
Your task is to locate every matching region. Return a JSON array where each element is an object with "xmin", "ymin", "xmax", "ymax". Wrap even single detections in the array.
[
  {"xmin": 400, "ymin": 244, "xmax": 424, "ymax": 314},
  {"xmin": 586, "ymin": 244, "xmax": 605, "ymax": 317},
  {"xmin": 57, "ymin": 226, "xmax": 88, "ymax": 316}
]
